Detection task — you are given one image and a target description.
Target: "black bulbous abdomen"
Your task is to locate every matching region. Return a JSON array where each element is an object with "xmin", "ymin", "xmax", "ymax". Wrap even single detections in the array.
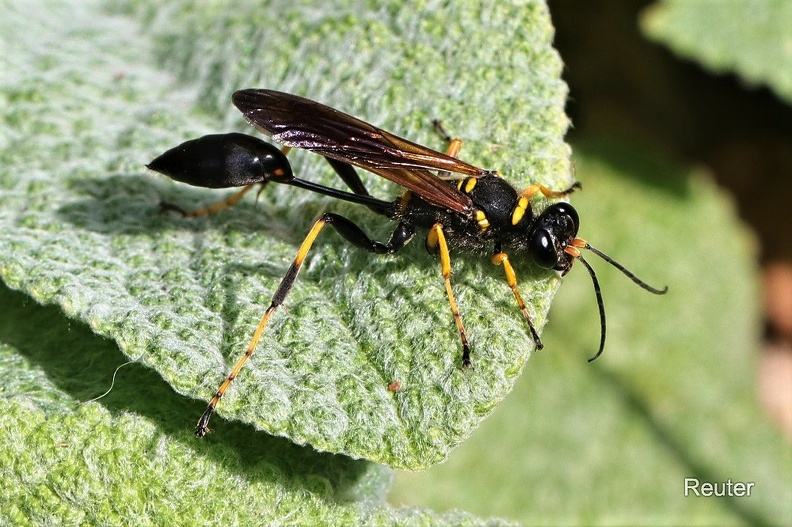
[{"xmin": 147, "ymin": 133, "xmax": 291, "ymax": 188}]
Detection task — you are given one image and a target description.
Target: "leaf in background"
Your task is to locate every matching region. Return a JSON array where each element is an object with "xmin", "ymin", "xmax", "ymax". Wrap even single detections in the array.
[
  {"xmin": 390, "ymin": 141, "xmax": 792, "ymax": 525},
  {"xmin": 0, "ymin": 0, "xmax": 569, "ymax": 470},
  {"xmin": 641, "ymin": 0, "xmax": 792, "ymax": 104}
]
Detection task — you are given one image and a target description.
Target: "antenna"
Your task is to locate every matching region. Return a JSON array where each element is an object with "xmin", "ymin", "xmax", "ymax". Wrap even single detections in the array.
[
  {"xmin": 571, "ymin": 240, "xmax": 668, "ymax": 362},
  {"xmin": 576, "ymin": 255, "xmax": 607, "ymax": 362}
]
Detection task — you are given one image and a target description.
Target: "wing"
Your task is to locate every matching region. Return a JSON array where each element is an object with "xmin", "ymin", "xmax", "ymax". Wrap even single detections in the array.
[{"xmin": 232, "ymin": 89, "xmax": 489, "ymax": 215}]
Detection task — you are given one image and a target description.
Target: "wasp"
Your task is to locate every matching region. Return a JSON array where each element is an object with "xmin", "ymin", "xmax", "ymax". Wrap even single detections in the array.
[{"xmin": 147, "ymin": 90, "xmax": 667, "ymax": 437}]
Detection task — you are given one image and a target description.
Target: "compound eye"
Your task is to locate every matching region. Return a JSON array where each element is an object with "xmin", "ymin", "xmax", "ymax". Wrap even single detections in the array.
[
  {"xmin": 529, "ymin": 227, "xmax": 558, "ymax": 269},
  {"xmin": 547, "ymin": 202, "xmax": 580, "ymax": 233}
]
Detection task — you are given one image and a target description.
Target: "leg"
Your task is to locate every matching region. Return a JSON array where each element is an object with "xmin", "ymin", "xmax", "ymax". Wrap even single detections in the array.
[
  {"xmin": 322, "ymin": 157, "xmax": 394, "ymax": 216},
  {"xmin": 196, "ymin": 213, "xmax": 414, "ymax": 437},
  {"xmin": 430, "ymin": 119, "xmax": 465, "ymax": 185},
  {"xmin": 160, "ymin": 183, "xmax": 260, "ymax": 218},
  {"xmin": 432, "ymin": 119, "xmax": 464, "ymax": 159},
  {"xmin": 511, "ymin": 181, "xmax": 581, "ymax": 225},
  {"xmin": 518, "ymin": 181, "xmax": 581, "ymax": 203},
  {"xmin": 426, "ymin": 223, "xmax": 472, "ymax": 368},
  {"xmin": 323, "ymin": 157, "xmax": 370, "ymax": 197},
  {"xmin": 491, "ymin": 247, "xmax": 543, "ymax": 350}
]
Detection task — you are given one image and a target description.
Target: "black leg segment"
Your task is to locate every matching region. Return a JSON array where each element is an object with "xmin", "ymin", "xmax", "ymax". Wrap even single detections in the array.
[{"xmin": 323, "ymin": 213, "xmax": 414, "ymax": 254}]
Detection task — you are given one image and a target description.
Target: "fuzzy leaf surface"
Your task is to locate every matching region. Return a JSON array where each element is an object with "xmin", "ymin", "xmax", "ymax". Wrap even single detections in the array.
[{"xmin": 0, "ymin": 0, "xmax": 569, "ymax": 469}]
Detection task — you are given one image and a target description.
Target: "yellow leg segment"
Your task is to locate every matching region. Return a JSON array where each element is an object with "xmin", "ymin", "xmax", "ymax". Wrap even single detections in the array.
[
  {"xmin": 491, "ymin": 251, "xmax": 544, "ymax": 350},
  {"xmin": 428, "ymin": 223, "xmax": 472, "ymax": 367},
  {"xmin": 162, "ymin": 184, "xmax": 258, "ymax": 218},
  {"xmin": 518, "ymin": 181, "xmax": 580, "ymax": 203},
  {"xmin": 511, "ymin": 182, "xmax": 581, "ymax": 225},
  {"xmin": 195, "ymin": 216, "xmax": 328, "ymax": 437},
  {"xmin": 445, "ymin": 138, "xmax": 463, "ymax": 159}
]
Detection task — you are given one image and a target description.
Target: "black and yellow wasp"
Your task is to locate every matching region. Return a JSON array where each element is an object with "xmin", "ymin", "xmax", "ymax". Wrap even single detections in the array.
[{"xmin": 147, "ymin": 90, "xmax": 666, "ymax": 437}]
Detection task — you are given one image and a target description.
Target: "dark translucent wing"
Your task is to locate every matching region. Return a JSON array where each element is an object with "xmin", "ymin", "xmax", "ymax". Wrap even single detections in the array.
[{"xmin": 232, "ymin": 89, "xmax": 486, "ymax": 215}]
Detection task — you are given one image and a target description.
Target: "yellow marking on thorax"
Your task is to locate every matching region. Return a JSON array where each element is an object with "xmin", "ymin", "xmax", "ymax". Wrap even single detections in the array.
[
  {"xmin": 475, "ymin": 210, "xmax": 490, "ymax": 230},
  {"xmin": 456, "ymin": 177, "xmax": 477, "ymax": 194},
  {"xmin": 511, "ymin": 196, "xmax": 530, "ymax": 225}
]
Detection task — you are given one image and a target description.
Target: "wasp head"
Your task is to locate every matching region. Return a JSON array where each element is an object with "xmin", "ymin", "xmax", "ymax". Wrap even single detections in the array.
[{"xmin": 528, "ymin": 202, "xmax": 580, "ymax": 274}]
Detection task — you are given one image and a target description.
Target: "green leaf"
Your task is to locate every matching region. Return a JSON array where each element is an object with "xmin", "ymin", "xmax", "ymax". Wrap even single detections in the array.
[
  {"xmin": 390, "ymin": 141, "xmax": 792, "ymax": 525},
  {"xmin": 641, "ymin": 0, "xmax": 792, "ymax": 104},
  {"xmin": 0, "ymin": 286, "xmax": 513, "ymax": 525},
  {"xmin": 0, "ymin": 0, "xmax": 569, "ymax": 472}
]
